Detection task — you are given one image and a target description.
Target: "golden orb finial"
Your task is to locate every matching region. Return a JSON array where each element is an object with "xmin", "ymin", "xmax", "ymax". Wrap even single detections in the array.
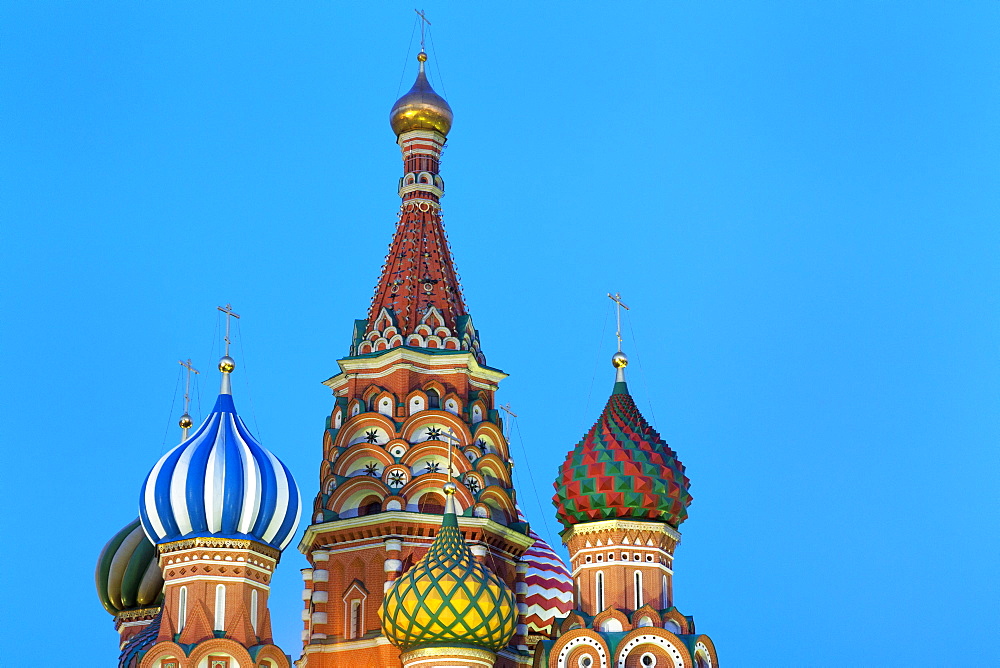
[
  {"xmin": 219, "ymin": 356, "xmax": 236, "ymax": 373},
  {"xmin": 178, "ymin": 413, "xmax": 194, "ymax": 430},
  {"xmin": 417, "ymin": 51, "xmax": 428, "ymax": 63},
  {"xmin": 612, "ymin": 351, "xmax": 629, "ymax": 369}
]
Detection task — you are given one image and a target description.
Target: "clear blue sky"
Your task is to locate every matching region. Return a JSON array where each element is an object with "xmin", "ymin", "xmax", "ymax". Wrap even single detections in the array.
[{"xmin": 3, "ymin": 3, "xmax": 998, "ymax": 666}]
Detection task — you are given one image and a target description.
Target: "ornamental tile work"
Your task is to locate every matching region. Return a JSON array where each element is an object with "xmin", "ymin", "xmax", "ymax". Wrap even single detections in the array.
[
  {"xmin": 515, "ymin": 507, "xmax": 574, "ymax": 636},
  {"xmin": 553, "ymin": 382, "xmax": 692, "ymax": 529}
]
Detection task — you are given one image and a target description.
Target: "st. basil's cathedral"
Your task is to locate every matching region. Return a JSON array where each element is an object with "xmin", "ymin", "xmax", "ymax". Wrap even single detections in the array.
[{"xmin": 95, "ymin": 44, "xmax": 721, "ymax": 668}]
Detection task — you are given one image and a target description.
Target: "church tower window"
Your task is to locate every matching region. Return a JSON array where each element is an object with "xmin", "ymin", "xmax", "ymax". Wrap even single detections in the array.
[
  {"xmin": 214, "ymin": 584, "xmax": 226, "ymax": 631},
  {"xmin": 177, "ymin": 586, "xmax": 187, "ymax": 633}
]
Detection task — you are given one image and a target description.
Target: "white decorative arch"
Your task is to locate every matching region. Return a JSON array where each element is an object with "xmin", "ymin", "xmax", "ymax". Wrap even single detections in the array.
[
  {"xmin": 616, "ymin": 634, "xmax": 685, "ymax": 668},
  {"xmin": 600, "ymin": 618, "xmax": 623, "ymax": 632},
  {"xmin": 557, "ymin": 636, "xmax": 609, "ymax": 668},
  {"xmin": 694, "ymin": 641, "xmax": 714, "ymax": 668}
]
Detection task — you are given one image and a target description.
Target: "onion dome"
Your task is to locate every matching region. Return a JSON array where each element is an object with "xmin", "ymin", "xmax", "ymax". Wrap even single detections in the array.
[
  {"xmin": 380, "ymin": 484, "xmax": 517, "ymax": 652},
  {"xmin": 139, "ymin": 357, "xmax": 301, "ymax": 551},
  {"xmin": 553, "ymin": 355, "xmax": 692, "ymax": 529},
  {"xmin": 95, "ymin": 518, "xmax": 164, "ymax": 615},
  {"xmin": 389, "ymin": 51, "xmax": 453, "ymax": 136},
  {"xmin": 515, "ymin": 508, "xmax": 573, "ymax": 635}
]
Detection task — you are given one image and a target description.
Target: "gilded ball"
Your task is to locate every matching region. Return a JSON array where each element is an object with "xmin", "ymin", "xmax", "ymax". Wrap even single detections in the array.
[
  {"xmin": 219, "ymin": 356, "xmax": 236, "ymax": 373},
  {"xmin": 178, "ymin": 413, "xmax": 193, "ymax": 429},
  {"xmin": 417, "ymin": 51, "xmax": 428, "ymax": 62},
  {"xmin": 443, "ymin": 481, "xmax": 458, "ymax": 495},
  {"xmin": 612, "ymin": 352, "xmax": 629, "ymax": 369}
]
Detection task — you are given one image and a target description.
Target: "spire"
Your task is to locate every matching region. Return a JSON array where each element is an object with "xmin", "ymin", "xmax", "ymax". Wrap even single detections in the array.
[{"xmin": 356, "ymin": 46, "xmax": 483, "ymax": 359}]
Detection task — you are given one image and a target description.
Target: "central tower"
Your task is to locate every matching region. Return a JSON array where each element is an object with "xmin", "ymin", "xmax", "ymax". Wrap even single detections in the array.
[{"xmin": 296, "ymin": 51, "xmax": 570, "ymax": 668}]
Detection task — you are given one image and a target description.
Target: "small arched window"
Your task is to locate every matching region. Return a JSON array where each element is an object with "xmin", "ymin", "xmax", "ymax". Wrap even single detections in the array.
[
  {"xmin": 214, "ymin": 584, "xmax": 226, "ymax": 631},
  {"xmin": 349, "ymin": 599, "xmax": 362, "ymax": 639},
  {"xmin": 634, "ymin": 570, "xmax": 643, "ymax": 608},
  {"xmin": 426, "ymin": 389, "xmax": 440, "ymax": 409},
  {"xmin": 419, "ymin": 493, "xmax": 445, "ymax": 514},
  {"xmin": 358, "ymin": 495, "xmax": 382, "ymax": 517},
  {"xmin": 250, "ymin": 589, "xmax": 259, "ymax": 633},
  {"xmin": 177, "ymin": 586, "xmax": 188, "ymax": 633}
]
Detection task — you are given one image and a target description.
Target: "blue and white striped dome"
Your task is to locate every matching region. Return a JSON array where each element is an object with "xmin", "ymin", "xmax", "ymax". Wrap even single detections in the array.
[{"xmin": 139, "ymin": 388, "xmax": 301, "ymax": 551}]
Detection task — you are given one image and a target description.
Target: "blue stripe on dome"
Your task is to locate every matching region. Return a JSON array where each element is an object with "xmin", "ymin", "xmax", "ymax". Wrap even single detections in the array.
[
  {"xmin": 245, "ymin": 421, "xmax": 278, "ymax": 540},
  {"xmin": 271, "ymin": 457, "xmax": 301, "ymax": 550},
  {"xmin": 219, "ymin": 416, "xmax": 243, "ymax": 535},
  {"xmin": 148, "ymin": 443, "xmax": 186, "ymax": 539},
  {"xmin": 139, "ymin": 391, "xmax": 300, "ymax": 551},
  {"xmin": 183, "ymin": 414, "xmax": 217, "ymax": 534}
]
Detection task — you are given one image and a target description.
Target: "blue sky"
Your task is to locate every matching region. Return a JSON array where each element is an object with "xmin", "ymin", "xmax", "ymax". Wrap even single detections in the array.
[{"xmin": 3, "ymin": 3, "xmax": 999, "ymax": 666}]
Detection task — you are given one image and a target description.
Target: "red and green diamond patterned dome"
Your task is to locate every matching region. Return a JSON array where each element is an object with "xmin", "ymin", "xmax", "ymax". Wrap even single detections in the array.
[{"xmin": 553, "ymin": 366, "xmax": 692, "ymax": 529}]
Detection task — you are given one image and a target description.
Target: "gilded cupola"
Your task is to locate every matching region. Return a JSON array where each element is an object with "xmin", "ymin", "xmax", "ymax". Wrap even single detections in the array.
[
  {"xmin": 379, "ymin": 483, "xmax": 517, "ymax": 652},
  {"xmin": 389, "ymin": 51, "xmax": 453, "ymax": 136}
]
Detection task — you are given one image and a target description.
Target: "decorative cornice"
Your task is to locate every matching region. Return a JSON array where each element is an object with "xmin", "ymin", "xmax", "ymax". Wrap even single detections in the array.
[
  {"xmin": 114, "ymin": 606, "xmax": 161, "ymax": 623},
  {"xmin": 562, "ymin": 519, "xmax": 681, "ymax": 542},
  {"xmin": 401, "ymin": 645, "xmax": 495, "ymax": 661},
  {"xmin": 298, "ymin": 510, "xmax": 534, "ymax": 555},
  {"xmin": 323, "ymin": 347, "xmax": 507, "ymax": 390},
  {"xmin": 156, "ymin": 536, "xmax": 281, "ymax": 561},
  {"xmin": 302, "ymin": 635, "xmax": 393, "ymax": 653}
]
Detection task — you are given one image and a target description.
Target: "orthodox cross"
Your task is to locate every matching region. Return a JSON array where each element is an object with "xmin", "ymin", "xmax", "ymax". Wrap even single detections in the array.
[
  {"xmin": 415, "ymin": 9, "xmax": 431, "ymax": 52},
  {"xmin": 607, "ymin": 292, "xmax": 630, "ymax": 352},
  {"xmin": 217, "ymin": 303, "xmax": 241, "ymax": 356},
  {"xmin": 178, "ymin": 358, "xmax": 199, "ymax": 439},
  {"xmin": 178, "ymin": 358, "xmax": 199, "ymax": 413},
  {"xmin": 499, "ymin": 403, "xmax": 518, "ymax": 441},
  {"xmin": 443, "ymin": 428, "xmax": 459, "ymax": 482}
]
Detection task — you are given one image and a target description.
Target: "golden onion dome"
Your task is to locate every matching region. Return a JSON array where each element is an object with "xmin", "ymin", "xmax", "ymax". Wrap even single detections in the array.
[
  {"xmin": 379, "ymin": 486, "xmax": 517, "ymax": 652},
  {"xmin": 389, "ymin": 52, "xmax": 453, "ymax": 137}
]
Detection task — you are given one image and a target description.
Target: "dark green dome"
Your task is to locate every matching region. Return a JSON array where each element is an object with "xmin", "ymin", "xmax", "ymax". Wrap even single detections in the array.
[{"xmin": 95, "ymin": 518, "xmax": 164, "ymax": 615}]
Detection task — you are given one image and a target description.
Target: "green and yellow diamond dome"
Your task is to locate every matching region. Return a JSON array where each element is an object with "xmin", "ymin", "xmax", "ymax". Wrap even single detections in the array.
[{"xmin": 379, "ymin": 485, "xmax": 517, "ymax": 653}]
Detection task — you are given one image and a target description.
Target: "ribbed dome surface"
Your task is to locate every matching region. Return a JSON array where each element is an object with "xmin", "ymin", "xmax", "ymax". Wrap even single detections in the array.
[
  {"xmin": 553, "ymin": 381, "xmax": 692, "ymax": 529},
  {"xmin": 95, "ymin": 518, "xmax": 164, "ymax": 615},
  {"xmin": 380, "ymin": 498, "xmax": 517, "ymax": 652},
  {"xmin": 140, "ymin": 391, "xmax": 301, "ymax": 551}
]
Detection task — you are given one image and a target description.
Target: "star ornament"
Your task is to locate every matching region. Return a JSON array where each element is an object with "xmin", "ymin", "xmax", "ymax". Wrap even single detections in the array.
[{"xmin": 365, "ymin": 429, "xmax": 380, "ymax": 444}]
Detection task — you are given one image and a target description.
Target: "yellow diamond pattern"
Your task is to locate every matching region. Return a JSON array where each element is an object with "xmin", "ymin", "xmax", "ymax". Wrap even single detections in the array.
[{"xmin": 379, "ymin": 512, "xmax": 517, "ymax": 652}]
